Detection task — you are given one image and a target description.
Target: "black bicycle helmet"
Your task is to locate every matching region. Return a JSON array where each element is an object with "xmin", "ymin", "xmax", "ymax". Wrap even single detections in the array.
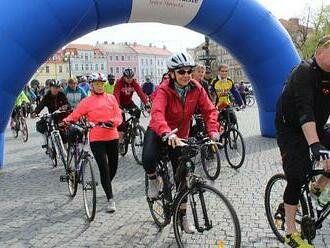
[
  {"xmin": 49, "ymin": 79, "xmax": 61, "ymax": 88},
  {"xmin": 123, "ymin": 68, "xmax": 134, "ymax": 78}
]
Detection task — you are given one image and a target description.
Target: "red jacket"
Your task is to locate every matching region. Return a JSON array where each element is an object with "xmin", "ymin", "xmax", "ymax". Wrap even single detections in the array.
[
  {"xmin": 64, "ymin": 93, "xmax": 122, "ymax": 142},
  {"xmin": 114, "ymin": 77, "xmax": 148, "ymax": 106},
  {"xmin": 149, "ymin": 79, "xmax": 219, "ymax": 139}
]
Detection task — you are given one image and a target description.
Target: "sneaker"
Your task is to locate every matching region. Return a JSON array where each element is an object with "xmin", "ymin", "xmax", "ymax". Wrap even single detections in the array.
[
  {"xmin": 285, "ymin": 232, "xmax": 313, "ymax": 248},
  {"xmin": 148, "ymin": 178, "xmax": 161, "ymax": 199},
  {"xmin": 106, "ymin": 198, "xmax": 116, "ymax": 213},
  {"xmin": 310, "ymin": 183, "xmax": 330, "ymax": 207},
  {"xmin": 181, "ymin": 215, "xmax": 195, "ymax": 234}
]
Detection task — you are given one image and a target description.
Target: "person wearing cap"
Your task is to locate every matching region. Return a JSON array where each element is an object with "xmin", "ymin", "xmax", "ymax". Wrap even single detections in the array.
[
  {"xmin": 104, "ymin": 74, "xmax": 116, "ymax": 94},
  {"xmin": 78, "ymin": 76, "xmax": 90, "ymax": 95},
  {"xmin": 275, "ymin": 34, "xmax": 330, "ymax": 248},
  {"xmin": 142, "ymin": 52, "xmax": 220, "ymax": 234}
]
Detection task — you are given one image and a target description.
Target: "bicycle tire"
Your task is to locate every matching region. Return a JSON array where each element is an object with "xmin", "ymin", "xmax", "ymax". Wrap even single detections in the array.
[
  {"xmin": 48, "ymin": 136, "xmax": 58, "ymax": 168},
  {"xmin": 264, "ymin": 173, "xmax": 308, "ymax": 243},
  {"xmin": 54, "ymin": 133, "xmax": 67, "ymax": 169},
  {"xmin": 82, "ymin": 157, "xmax": 96, "ymax": 222},
  {"xmin": 173, "ymin": 184, "xmax": 241, "ymax": 248},
  {"xmin": 224, "ymin": 128, "xmax": 245, "ymax": 169},
  {"xmin": 131, "ymin": 125, "xmax": 145, "ymax": 165},
  {"xmin": 12, "ymin": 120, "xmax": 19, "ymax": 138},
  {"xmin": 201, "ymin": 143, "xmax": 221, "ymax": 180},
  {"xmin": 145, "ymin": 173, "xmax": 169, "ymax": 228},
  {"xmin": 66, "ymin": 146, "xmax": 78, "ymax": 197},
  {"xmin": 20, "ymin": 117, "xmax": 28, "ymax": 142},
  {"xmin": 120, "ymin": 134, "xmax": 129, "ymax": 156},
  {"xmin": 246, "ymin": 95, "xmax": 255, "ymax": 107}
]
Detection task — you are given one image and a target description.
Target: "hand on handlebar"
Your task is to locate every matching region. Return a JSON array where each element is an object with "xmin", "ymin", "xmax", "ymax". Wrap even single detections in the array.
[
  {"xmin": 59, "ymin": 104, "xmax": 69, "ymax": 111},
  {"xmin": 167, "ymin": 134, "xmax": 182, "ymax": 148},
  {"xmin": 310, "ymin": 142, "xmax": 330, "ymax": 172}
]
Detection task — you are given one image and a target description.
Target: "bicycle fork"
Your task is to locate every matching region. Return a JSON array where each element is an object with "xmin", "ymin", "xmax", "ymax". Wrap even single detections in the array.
[{"xmin": 189, "ymin": 187, "xmax": 213, "ymax": 233}]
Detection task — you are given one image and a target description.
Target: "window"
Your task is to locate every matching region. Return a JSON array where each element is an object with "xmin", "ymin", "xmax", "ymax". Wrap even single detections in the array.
[
  {"xmin": 146, "ymin": 59, "xmax": 148, "ymax": 65},
  {"xmin": 85, "ymin": 55, "xmax": 88, "ymax": 61},
  {"xmin": 59, "ymin": 65, "xmax": 63, "ymax": 73},
  {"xmin": 141, "ymin": 59, "xmax": 144, "ymax": 65},
  {"xmin": 115, "ymin": 56, "xmax": 119, "ymax": 61},
  {"xmin": 150, "ymin": 59, "xmax": 152, "ymax": 65},
  {"xmin": 85, "ymin": 64, "xmax": 89, "ymax": 70},
  {"xmin": 121, "ymin": 55, "xmax": 125, "ymax": 61},
  {"xmin": 90, "ymin": 64, "xmax": 93, "ymax": 70},
  {"xmin": 146, "ymin": 69, "xmax": 149, "ymax": 75},
  {"xmin": 116, "ymin": 67, "xmax": 119, "ymax": 73},
  {"xmin": 142, "ymin": 69, "xmax": 144, "ymax": 76},
  {"xmin": 45, "ymin": 65, "xmax": 49, "ymax": 73},
  {"xmin": 110, "ymin": 67, "xmax": 114, "ymax": 74},
  {"xmin": 82, "ymin": 64, "xmax": 84, "ymax": 71},
  {"xmin": 75, "ymin": 64, "xmax": 78, "ymax": 71},
  {"xmin": 134, "ymin": 67, "xmax": 136, "ymax": 73},
  {"xmin": 95, "ymin": 64, "xmax": 98, "ymax": 70},
  {"xmin": 128, "ymin": 56, "xmax": 131, "ymax": 61},
  {"xmin": 66, "ymin": 66, "xmax": 69, "ymax": 73},
  {"xmin": 101, "ymin": 64, "xmax": 104, "ymax": 70},
  {"xmin": 157, "ymin": 60, "xmax": 160, "ymax": 66},
  {"xmin": 110, "ymin": 56, "xmax": 113, "ymax": 61},
  {"xmin": 122, "ymin": 67, "xmax": 125, "ymax": 73}
]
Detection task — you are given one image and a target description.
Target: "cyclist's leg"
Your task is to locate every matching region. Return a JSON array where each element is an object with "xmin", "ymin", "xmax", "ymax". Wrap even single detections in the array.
[
  {"xmin": 118, "ymin": 107, "xmax": 126, "ymax": 145},
  {"xmin": 142, "ymin": 129, "xmax": 160, "ymax": 176},
  {"xmin": 10, "ymin": 107, "xmax": 17, "ymax": 128},
  {"xmin": 278, "ymin": 133, "xmax": 310, "ymax": 235},
  {"xmin": 105, "ymin": 139, "xmax": 119, "ymax": 181},
  {"xmin": 127, "ymin": 102, "xmax": 141, "ymax": 119},
  {"xmin": 90, "ymin": 141, "xmax": 113, "ymax": 200}
]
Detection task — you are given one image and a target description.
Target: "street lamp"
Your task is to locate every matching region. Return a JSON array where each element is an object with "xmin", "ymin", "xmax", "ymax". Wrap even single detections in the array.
[{"xmin": 64, "ymin": 52, "xmax": 74, "ymax": 78}]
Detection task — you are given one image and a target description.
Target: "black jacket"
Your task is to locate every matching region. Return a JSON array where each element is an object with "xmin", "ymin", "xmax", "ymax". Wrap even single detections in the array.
[{"xmin": 275, "ymin": 58, "xmax": 330, "ymax": 135}]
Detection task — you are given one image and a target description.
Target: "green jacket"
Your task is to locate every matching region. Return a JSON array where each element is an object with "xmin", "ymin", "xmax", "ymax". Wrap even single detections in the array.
[
  {"xmin": 15, "ymin": 91, "xmax": 30, "ymax": 107},
  {"xmin": 104, "ymin": 82, "xmax": 115, "ymax": 94}
]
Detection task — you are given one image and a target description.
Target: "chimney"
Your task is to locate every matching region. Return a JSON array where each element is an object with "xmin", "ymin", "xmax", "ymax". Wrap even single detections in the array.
[
  {"xmin": 112, "ymin": 41, "xmax": 115, "ymax": 45},
  {"xmin": 104, "ymin": 41, "xmax": 108, "ymax": 44}
]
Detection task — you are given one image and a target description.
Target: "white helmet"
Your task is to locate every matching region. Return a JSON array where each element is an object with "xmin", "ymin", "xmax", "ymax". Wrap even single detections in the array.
[
  {"xmin": 90, "ymin": 72, "xmax": 107, "ymax": 82},
  {"xmin": 167, "ymin": 52, "xmax": 195, "ymax": 70}
]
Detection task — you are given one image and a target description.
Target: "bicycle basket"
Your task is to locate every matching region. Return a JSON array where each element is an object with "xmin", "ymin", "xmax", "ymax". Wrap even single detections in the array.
[
  {"xmin": 65, "ymin": 124, "xmax": 84, "ymax": 144},
  {"xmin": 36, "ymin": 118, "xmax": 48, "ymax": 133}
]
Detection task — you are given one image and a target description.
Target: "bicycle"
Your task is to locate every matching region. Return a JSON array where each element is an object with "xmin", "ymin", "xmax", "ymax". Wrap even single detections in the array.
[
  {"xmin": 218, "ymin": 106, "xmax": 246, "ymax": 169},
  {"xmin": 265, "ymin": 155, "xmax": 330, "ymax": 245},
  {"xmin": 120, "ymin": 108, "xmax": 145, "ymax": 165},
  {"xmin": 61, "ymin": 119, "xmax": 104, "ymax": 222},
  {"xmin": 11, "ymin": 105, "xmax": 29, "ymax": 142},
  {"xmin": 37, "ymin": 110, "xmax": 67, "ymax": 168},
  {"xmin": 190, "ymin": 114, "xmax": 222, "ymax": 180},
  {"xmin": 245, "ymin": 92, "xmax": 255, "ymax": 107},
  {"xmin": 141, "ymin": 96, "xmax": 152, "ymax": 118},
  {"xmin": 145, "ymin": 129, "xmax": 241, "ymax": 247}
]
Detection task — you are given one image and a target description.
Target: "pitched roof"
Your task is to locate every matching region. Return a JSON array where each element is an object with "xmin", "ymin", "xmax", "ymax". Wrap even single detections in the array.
[
  {"xmin": 65, "ymin": 44, "xmax": 95, "ymax": 51},
  {"xmin": 96, "ymin": 43, "xmax": 137, "ymax": 54},
  {"xmin": 130, "ymin": 44, "xmax": 172, "ymax": 56}
]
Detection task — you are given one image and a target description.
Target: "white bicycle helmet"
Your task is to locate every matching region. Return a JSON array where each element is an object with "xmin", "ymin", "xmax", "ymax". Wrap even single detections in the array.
[
  {"xmin": 167, "ymin": 52, "xmax": 195, "ymax": 70},
  {"xmin": 90, "ymin": 72, "xmax": 107, "ymax": 82}
]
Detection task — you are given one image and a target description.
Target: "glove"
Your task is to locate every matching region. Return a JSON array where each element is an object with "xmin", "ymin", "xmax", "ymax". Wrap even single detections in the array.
[
  {"xmin": 210, "ymin": 132, "xmax": 220, "ymax": 142},
  {"xmin": 310, "ymin": 142, "xmax": 329, "ymax": 161}
]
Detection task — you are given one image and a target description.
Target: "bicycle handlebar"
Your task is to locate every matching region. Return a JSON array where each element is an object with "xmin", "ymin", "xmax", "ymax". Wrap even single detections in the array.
[{"xmin": 162, "ymin": 128, "xmax": 178, "ymax": 142}]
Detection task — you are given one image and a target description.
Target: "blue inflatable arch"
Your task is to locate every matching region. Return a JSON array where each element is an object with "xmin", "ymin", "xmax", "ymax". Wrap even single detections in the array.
[{"xmin": 0, "ymin": 0, "xmax": 300, "ymax": 168}]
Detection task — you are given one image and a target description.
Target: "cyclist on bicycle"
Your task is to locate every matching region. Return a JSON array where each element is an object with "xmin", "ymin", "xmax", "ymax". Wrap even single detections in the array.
[
  {"xmin": 31, "ymin": 80, "xmax": 69, "ymax": 147},
  {"xmin": 64, "ymin": 72, "xmax": 122, "ymax": 213},
  {"xmin": 64, "ymin": 78, "xmax": 87, "ymax": 108},
  {"xmin": 114, "ymin": 68, "xmax": 149, "ymax": 153},
  {"xmin": 275, "ymin": 35, "xmax": 330, "ymax": 248},
  {"xmin": 104, "ymin": 74, "xmax": 116, "ymax": 94},
  {"xmin": 142, "ymin": 52, "xmax": 220, "ymax": 233},
  {"xmin": 10, "ymin": 91, "xmax": 30, "ymax": 129},
  {"xmin": 78, "ymin": 76, "xmax": 90, "ymax": 95}
]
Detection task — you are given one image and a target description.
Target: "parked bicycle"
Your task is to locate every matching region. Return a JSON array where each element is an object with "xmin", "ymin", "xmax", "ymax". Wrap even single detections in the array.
[
  {"xmin": 265, "ymin": 154, "xmax": 330, "ymax": 245},
  {"xmin": 145, "ymin": 129, "xmax": 241, "ymax": 247},
  {"xmin": 218, "ymin": 106, "xmax": 245, "ymax": 169},
  {"xmin": 11, "ymin": 105, "xmax": 28, "ymax": 142},
  {"xmin": 62, "ymin": 118, "xmax": 103, "ymax": 222},
  {"xmin": 119, "ymin": 108, "xmax": 145, "ymax": 165}
]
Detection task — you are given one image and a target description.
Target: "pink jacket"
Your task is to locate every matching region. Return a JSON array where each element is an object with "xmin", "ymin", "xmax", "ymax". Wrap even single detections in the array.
[{"xmin": 64, "ymin": 93, "xmax": 122, "ymax": 142}]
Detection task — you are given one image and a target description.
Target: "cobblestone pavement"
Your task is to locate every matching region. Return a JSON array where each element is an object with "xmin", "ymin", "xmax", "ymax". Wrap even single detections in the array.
[{"xmin": 1, "ymin": 106, "xmax": 329, "ymax": 248}]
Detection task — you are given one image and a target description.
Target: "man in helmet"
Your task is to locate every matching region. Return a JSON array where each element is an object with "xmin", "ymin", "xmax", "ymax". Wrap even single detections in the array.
[
  {"xmin": 31, "ymin": 79, "xmax": 69, "ymax": 147},
  {"xmin": 114, "ymin": 68, "xmax": 149, "ymax": 153},
  {"xmin": 142, "ymin": 52, "xmax": 220, "ymax": 234},
  {"xmin": 78, "ymin": 76, "xmax": 90, "ymax": 95},
  {"xmin": 104, "ymin": 74, "xmax": 116, "ymax": 94}
]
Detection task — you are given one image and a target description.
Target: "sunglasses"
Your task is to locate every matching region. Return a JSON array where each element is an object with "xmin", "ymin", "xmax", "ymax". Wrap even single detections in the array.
[{"xmin": 176, "ymin": 69, "xmax": 193, "ymax": 75}]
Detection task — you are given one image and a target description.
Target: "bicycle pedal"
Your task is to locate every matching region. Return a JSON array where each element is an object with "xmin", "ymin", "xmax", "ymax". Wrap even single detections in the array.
[{"xmin": 60, "ymin": 175, "xmax": 68, "ymax": 182}]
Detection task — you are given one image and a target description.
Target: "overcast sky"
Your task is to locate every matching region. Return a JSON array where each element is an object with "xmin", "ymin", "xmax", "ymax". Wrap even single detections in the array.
[{"xmin": 73, "ymin": 0, "xmax": 328, "ymax": 52}]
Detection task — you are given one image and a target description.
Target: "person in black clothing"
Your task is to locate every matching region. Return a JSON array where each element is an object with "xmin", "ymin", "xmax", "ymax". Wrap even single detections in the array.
[
  {"xmin": 142, "ymin": 76, "xmax": 155, "ymax": 97},
  {"xmin": 31, "ymin": 80, "xmax": 69, "ymax": 146},
  {"xmin": 275, "ymin": 35, "xmax": 330, "ymax": 247}
]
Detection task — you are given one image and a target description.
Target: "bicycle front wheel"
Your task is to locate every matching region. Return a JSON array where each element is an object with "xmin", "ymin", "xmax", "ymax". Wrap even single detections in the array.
[
  {"xmin": 224, "ymin": 128, "xmax": 245, "ymax": 169},
  {"xmin": 201, "ymin": 143, "xmax": 221, "ymax": 180},
  {"xmin": 264, "ymin": 173, "xmax": 308, "ymax": 243},
  {"xmin": 81, "ymin": 157, "xmax": 96, "ymax": 222},
  {"xmin": 20, "ymin": 118, "xmax": 28, "ymax": 142},
  {"xmin": 131, "ymin": 125, "xmax": 145, "ymax": 165},
  {"xmin": 48, "ymin": 136, "xmax": 57, "ymax": 168},
  {"xmin": 173, "ymin": 184, "xmax": 241, "ymax": 248},
  {"xmin": 66, "ymin": 146, "xmax": 78, "ymax": 198}
]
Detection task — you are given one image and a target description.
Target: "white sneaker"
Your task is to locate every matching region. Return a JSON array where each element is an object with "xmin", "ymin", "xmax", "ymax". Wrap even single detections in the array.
[
  {"xmin": 181, "ymin": 215, "xmax": 195, "ymax": 234},
  {"xmin": 148, "ymin": 178, "xmax": 161, "ymax": 199},
  {"xmin": 106, "ymin": 198, "xmax": 116, "ymax": 213}
]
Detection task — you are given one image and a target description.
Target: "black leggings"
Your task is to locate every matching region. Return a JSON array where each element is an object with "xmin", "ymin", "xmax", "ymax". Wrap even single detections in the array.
[
  {"xmin": 90, "ymin": 140, "xmax": 119, "ymax": 200},
  {"xmin": 142, "ymin": 129, "xmax": 182, "ymax": 183}
]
